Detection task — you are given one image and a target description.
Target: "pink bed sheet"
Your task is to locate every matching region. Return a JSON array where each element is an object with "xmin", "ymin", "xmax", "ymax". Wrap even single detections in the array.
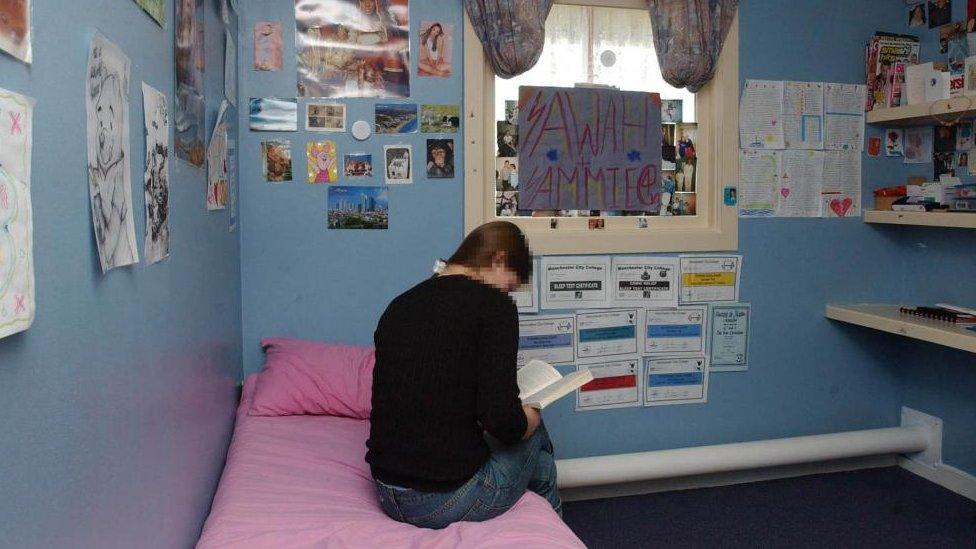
[{"xmin": 197, "ymin": 375, "xmax": 584, "ymax": 549}]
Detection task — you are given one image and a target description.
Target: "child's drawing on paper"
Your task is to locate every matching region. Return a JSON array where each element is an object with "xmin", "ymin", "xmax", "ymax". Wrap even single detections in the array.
[
  {"xmin": 0, "ymin": 165, "xmax": 34, "ymax": 339},
  {"xmin": 307, "ymin": 141, "xmax": 338, "ymax": 183},
  {"xmin": 142, "ymin": 83, "xmax": 170, "ymax": 264}
]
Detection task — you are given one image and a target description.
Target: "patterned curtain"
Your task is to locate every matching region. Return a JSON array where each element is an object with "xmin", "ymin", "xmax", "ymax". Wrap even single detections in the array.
[
  {"xmin": 646, "ymin": 0, "xmax": 739, "ymax": 92},
  {"xmin": 463, "ymin": 0, "xmax": 554, "ymax": 79}
]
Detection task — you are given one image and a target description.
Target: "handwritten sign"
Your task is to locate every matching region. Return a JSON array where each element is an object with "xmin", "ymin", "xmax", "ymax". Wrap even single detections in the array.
[{"xmin": 517, "ymin": 86, "xmax": 662, "ymax": 211}]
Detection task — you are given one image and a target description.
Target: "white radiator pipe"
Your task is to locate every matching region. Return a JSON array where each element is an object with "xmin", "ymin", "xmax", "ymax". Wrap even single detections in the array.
[{"xmin": 556, "ymin": 426, "xmax": 929, "ymax": 489}]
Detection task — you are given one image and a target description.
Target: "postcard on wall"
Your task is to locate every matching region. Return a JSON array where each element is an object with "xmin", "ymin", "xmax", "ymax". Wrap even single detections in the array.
[
  {"xmin": 610, "ymin": 256, "xmax": 679, "ymax": 308},
  {"xmin": 421, "ymin": 104, "xmax": 460, "ymax": 133},
  {"xmin": 306, "ymin": 102, "xmax": 346, "ymax": 132},
  {"xmin": 576, "ymin": 357, "xmax": 641, "ymax": 411},
  {"xmin": 0, "ymin": 0, "xmax": 31, "ymax": 63},
  {"xmin": 885, "ymin": 128, "xmax": 904, "ymax": 156},
  {"xmin": 418, "ymin": 21, "xmax": 453, "ymax": 77},
  {"xmin": 375, "ymin": 103, "xmax": 418, "ymax": 134},
  {"xmin": 249, "ymin": 97, "xmax": 298, "ymax": 131},
  {"xmin": 307, "ymin": 140, "xmax": 338, "ymax": 184},
  {"xmin": 517, "ymin": 314, "xmax": 576, "ymax": 366},
  {"xmin": 87, "ymin": 33, "xmax": 139, "ymax": 273},
  {"xmin": 709, "ymin": 303, "xmax": 750, "ymax": 372},
  {"xmin": 327, "ymin": 185, "xmax": 389, "ymax": 229},
  {"xmin": 783, "ymin": 81, "xmax": 824, "ymax": 149},
  {"xmin": 142, "ymin": 83, "xmax": 170, "ymax": 264},
  {"xmin": 509, "ymin": 262, "xmax": 539, "ymax": 314},
  {"xmin": 777, "ymin": 149, "xmax": 824, "ymax": 217},
  {"xmin": 296, "ymin": 0, "xmax": 410, "ymax": 98},
  {"xmin": 575, "ymin": 309, "xmax": 640, "ymax": 360},
  {"xmin": 0, "ymin": 165, "xmax": 34, "ymax": 339},
  {"xmin": 679, "ymin": 255, "xmax": 741, "ymax": 304},
  {"xmin": 738, "ymin": 148, "xmax": 781, "ymax": 217},
  {"xmin": 225, "ymin": 30, "xmax": 237, "ymax": 107},
  {"xmin": 661, "ymin": 99, "xmax": 682, "ymax": 123},
  {"xmin": 384, "ymin": 144, "xmax": 412, "ymax": 184},
  {"xmin": 823, "ymin": 83, "xmax": 866, "ymax": 152},
  {"xmin": 644, "ymin": 355, "xmax": 708, "ymax": 406},
  {"xmin": 643, "ymin": 306, "xmax": 708, "ymax": 355},
  {"xmin": 739, "ymin": 79, "xmax": 785, "ymax": 149},
  {"xmin": 903, "ymin": 127, "xmax": 933, "ymax": 164},
  {"xmin": 426, "ymin": 139, "xmax": 455, "ymax": 178},
  {"xmin": 254, "ymin": 21, "xmax": 283, "ymax": 71},
  {"xmin": 540, "ymin": 255, "xmax": 612, "ymax": 310},
  {"xmin": 343, "ymin": 153, "xmax": 373, "ymax": 177},
  {"xmin": 262, "ymin": 139, "xmax": 292, "ymax": 182},
  {"xmin": 821, "ymin": 150, "xmax": 861, "ymax": 218},
  {"xmin": 0, "ymin": 87, "xmax": 34, "ymax": 184}
]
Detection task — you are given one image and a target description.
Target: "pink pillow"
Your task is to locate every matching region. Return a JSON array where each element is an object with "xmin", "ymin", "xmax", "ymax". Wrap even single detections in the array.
[{"xmin": 249, "ymin": 337, "xmax": 375, "ymax": 419}]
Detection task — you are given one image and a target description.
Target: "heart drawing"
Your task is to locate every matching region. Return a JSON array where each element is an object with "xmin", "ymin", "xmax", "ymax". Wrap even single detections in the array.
[
  {"xmin": 781, "ymin": 188, "xmax": 791, "ymax": 198},
  {"xmin": 829, "ymin": 197, "xmax": 853, "ymax": 217}
]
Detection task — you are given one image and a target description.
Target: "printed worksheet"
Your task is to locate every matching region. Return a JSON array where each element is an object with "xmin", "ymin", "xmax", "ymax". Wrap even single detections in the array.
[
  {"xmin": 709, "ymin": 303, "xmax": 750, "ymax": 372},
  {"xmin": 509, "ymin": 262, "xmax": 539, "ymax": 313},
  {"xmin": 824, "ymin": 83, "xmax": 866, "ymax": 152},
  {"xmin": 777, "ymin": 149, "xmax": 824, "ymax": 217},
  {"xmin": 517, "ymin": 314, "xmax": 576, "ymax": 366},
  {"xmin": 540, "ymin": 256, "xmax": 611, "ymax": 309},
  {"xmin": 610, "ymin": 256, "xmax": 679, "ymax": 308},
  {"xmin": 738, "ymin": 149, "xmax": 781, "ymax": 217},
  {"xmin": 783, "ymin": 81, "xmax": 824, "ymax": 149},
  {"xmin": 644, "ymin": 355, "xmax": 709, "ymax": 406},
  {"xmin": 576, "ymin": 357, "xmax": 641, "ymax": 411},
  {"xmin": 643, "ymin": 306, "xmax": 708, "ymax": 355},
  {"xmin": 575, "ymin": 309, "xmax": 639, "ymax": 359},
  {"xmin": 821, "ymin": 150, "xmax": 861, "ymax": 218},
  {"xmin": 739, "ymin": 79, "xmax": 785, "ymax": 149},
  {"xmin": 679, "ymin": 255, "xmax": 742, "ymax": 303}
]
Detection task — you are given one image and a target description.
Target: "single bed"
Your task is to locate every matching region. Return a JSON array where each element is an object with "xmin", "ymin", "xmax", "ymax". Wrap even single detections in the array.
[{"xmin": 197, "ymin": 373, "xmax": 584, "ymax": 548}]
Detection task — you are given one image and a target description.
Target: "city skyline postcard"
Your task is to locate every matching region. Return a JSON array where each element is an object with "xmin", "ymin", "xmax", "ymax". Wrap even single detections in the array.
[{"xmin": 327, "ymin": 185, "xmax": 389, "ymax": 229}]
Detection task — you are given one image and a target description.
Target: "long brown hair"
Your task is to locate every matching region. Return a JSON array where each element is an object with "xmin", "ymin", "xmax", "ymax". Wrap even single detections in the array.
[{"xmin": 447, "ymin": 221, "xmax": 531, "ymax": 283}]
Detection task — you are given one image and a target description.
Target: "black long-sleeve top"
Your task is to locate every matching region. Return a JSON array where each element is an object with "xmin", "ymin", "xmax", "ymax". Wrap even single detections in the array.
[{"xmin": 366, "ymin": 274, "xmax": 527, "ymax": 492}]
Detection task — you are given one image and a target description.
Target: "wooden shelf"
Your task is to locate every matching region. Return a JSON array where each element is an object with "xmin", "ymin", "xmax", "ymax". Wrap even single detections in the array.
[
  {"xmin": 826, "ymin": 304, "xmax": 976, "ymax": 354},
  {"xmin": 866, "ymin": 97, "xmax": 976, "ymax": 127},
  {"xmin": 864, "ymin": 210, "xmax": 976, "ymax": 228}
]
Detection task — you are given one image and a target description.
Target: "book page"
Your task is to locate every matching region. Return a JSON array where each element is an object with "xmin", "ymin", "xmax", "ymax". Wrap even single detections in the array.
[
  {"xmin": 739, "ymin": 80, "xmax": 785, "ymax": 149},
  {"xmin": 783, "ymin": 81, "xmax": 824, "ymax": 149},
  {"xmin": 517, "ymin": 359, "xmax": 563, "ymax": 400},
  {"xmin": 777, "ymin": 150, "xmax": 824, "ymax": 217},
  {"xmin": 738, "ymin": 149, "xmax": 781, "ymax": 217},
  {"xmin": 524, "ymin": 368, "xmax": 594, "ymax": 409},
  {"xmin": 824, "ymin": 83, "xmax": 866, "ymax": 151}
]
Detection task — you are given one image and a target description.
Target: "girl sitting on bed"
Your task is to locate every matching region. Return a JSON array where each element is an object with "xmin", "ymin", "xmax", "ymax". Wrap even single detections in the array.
[{"xmin": 366, "ymin": 221, "xmax": 561, "ymax": 529}]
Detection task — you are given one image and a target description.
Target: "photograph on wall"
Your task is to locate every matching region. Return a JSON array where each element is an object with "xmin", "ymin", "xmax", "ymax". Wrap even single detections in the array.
[
  {"xmin": 254, "ymin": 21, "xmax": 283, "ymax": 71},
  {"xmin": 375, "ymin": 102, "xmax": 418, "ymax": 133},
  {"xmin": 306, "ymin": 102, "xmax": 346, "ymax": 131},
  {"xmin": 661, "ymin": 99, "xmax": 682, "ymax": 123},
  {"xmin": 496, "ymin": 190, "xmax": 518, "ymax": 217},
  {"xmin": 496, "ymin": 157, "xmax": 518, "ymax": 190},
  {"xmin": 497, "ymin": 121, "xmax": 518, "ymax": 156},
  {"xmin": 384, "ymin": 144, "xmax": 412, "ymax": 184},
  {"xmin": 175, "ymin": 0, "xmax": 205, "ymax": 167},
  {"xmin": 295, "ymin": 0, "xmax": 411, "ymax": 98},
  {"xmin": 885, "ymin": 128, "xmax": 904, "ymax": 156},
  {"xmin": 908, "ymin": 3, "xmax": 926, "ymax": 27},
  {"xmin": 87, "ymin": 33, "xmax": 138, "ymax": 273},
  {"xmin": 505, "ymin": 99, "xmax": 518, "ymax": 124},
  {"xmin": 262, "ymin": 139, "xmax": 293, "ymax": 182},
  {"xmin": 420, "ymin": 104, "xmax": 459, "ymax": 133},
  {"xmin": 0, "ymin": 0, "xmax": 31, "ymax": 63},
  {"xmin": 934, "ymin": 151, "xmax": 955, "ymax": 179},
  {"xmin": 928, "ymin": 0, "xmax": 951, "ymax": 28},
  {"xmin": 662, "ymin": 123, "xmax": 676, "ymax": 170},
  {"xmin": 249, "ymin": 97, "xmax": 298, "ymax": 131},
  {"xmin": 426, "ymin": 139, "xmax": 454, "ymax": 178},
  {"xmin": 133, "ymin": 0, "xmax": 166, "ymax": 26},
  {"xmin": 344, "ymin": 153, "xmax": 373, "ymax": 177},
  {"xmin": 670, "ymin": 192, "xmax": 697, "ymax": 216},
  {"xmin": 418, "ymin": 21, "xmax": 452, "ymax": 77},
  {"xmin": 328, "ymin": 185, "xmax": 389, "ymax": 229},
  {"xmin": 142, "ymin": 83, "xmax": 170, "ymax": 264},
  {"xmin": 307, "ymin": 140, "xmax": 338, "ymax": 183},
  {"xmin": 207, "ymin": 101, "xmax": 231, "ymax": 210}
]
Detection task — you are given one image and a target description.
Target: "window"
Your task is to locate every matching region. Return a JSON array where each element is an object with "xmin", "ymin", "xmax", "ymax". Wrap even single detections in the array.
[{"xmin": 464, "ymin": 0, "xmax": 739, "ymax": 254}]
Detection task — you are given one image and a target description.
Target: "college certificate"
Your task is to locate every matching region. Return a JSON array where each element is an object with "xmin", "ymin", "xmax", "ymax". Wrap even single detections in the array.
[
  {"xmin": 709, "ymin": 303, "xmax": 751, "ymax": 371},
  {"xmin": 679, "ymin": 255, "xmax": 742, "ymax": 303},
  {"xmin": 517, "ymin": 314, "xmax": 576, "ymax": 366},
  {"xmin": 540, "ymin": 256, "xmax": 611, "ymax": 309},
  {"xmin": 610, "ymin": 256, "xmax": 679, "ymax": 308},
  {"xmin": 644, "ymin": 355, "xmax": 709, "ymax": 406},
  {"xmin": 644, "ymin": 306, "xmax": 707, "ymax": 354},
  {"xmin": 576, "ymin": 357, "xmax": 641, "ymax": 411},
  {"xmin": 576, "ymin": 309, "xmax": 639, "ymax": 359}
]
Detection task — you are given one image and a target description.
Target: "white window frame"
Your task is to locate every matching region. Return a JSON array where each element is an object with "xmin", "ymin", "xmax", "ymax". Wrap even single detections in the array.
[{"xmin": 463, "ymin": 0, "xmax": 739, "ymax": 254}]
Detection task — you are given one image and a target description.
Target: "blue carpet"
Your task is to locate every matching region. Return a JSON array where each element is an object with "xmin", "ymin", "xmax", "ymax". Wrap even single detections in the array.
[{"xmin": 561, "ymin": 467, "xmax": 976, "ymax": 548}]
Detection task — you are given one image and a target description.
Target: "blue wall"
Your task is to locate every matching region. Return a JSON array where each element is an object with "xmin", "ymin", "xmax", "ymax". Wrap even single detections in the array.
[{"xmin": 0, "ymin": 1, "xmax": 242, "ymax": 547}]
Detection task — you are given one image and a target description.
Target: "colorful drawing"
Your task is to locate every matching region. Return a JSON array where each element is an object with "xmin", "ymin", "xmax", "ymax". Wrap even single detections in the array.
[
  {"xmin": 375, "ymin": 103, "xmax": 418, "ymax": 133},
  {"xmin": 517, "ymin": 86, "xmax": 663, "ymax": 211},
  {"xmin": 262, "ymin": 140, "xmax": 292, "ymax": 182},
  {"xmin": 328, "ymin": 186, "xmax": 389, "ymax": 229},
  {"xmin": 418, "ymin": 21, "xmax": 453, "ymax": 77},
  {"xmin": 249, "ymin": 97, "xmax": 298, "ymax": 131},
  {"xmin": 426, "ymin": 139, "xmax": 455, "ymax": 178},
  {"xmin": 254, "ymin": 21, "xmax": 283, "ymax": 71},
  {"xmin": 384, "ymin": 144, "xmax": 412, "ymax": 184},
  {"xmin": 0, "ymin": 87, "xmax": 34, "ymax": 339},
  {"xmin": 296, "ymin": 0, "xmax": 411, "ymax": 98},
  {"xmin": 344, "ymin": 153, "xmax": 373, "ymax": 177},
  {"xmin": 133, "ymin": 0, "xmax": 166, "ymax": 26},
  {"xmin": 0, "ymin": 0, "xmax": 31, "ymax": 63},
  {"xmin": 307, "ymin": 141, "xmax": 338, "ymax": 183},
  {"xmin": 142, "ymin": 83, "xmax": 170, "ymax": 264},
  {"xmin": 421, "ymin": 104, "xmax": 459, "ymax": 133}
]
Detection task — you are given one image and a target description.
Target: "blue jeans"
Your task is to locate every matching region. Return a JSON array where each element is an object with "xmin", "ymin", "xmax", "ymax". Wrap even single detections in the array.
[{"xmin": 374, "ymin": 423, "xmax": 561, "ymax": 529}]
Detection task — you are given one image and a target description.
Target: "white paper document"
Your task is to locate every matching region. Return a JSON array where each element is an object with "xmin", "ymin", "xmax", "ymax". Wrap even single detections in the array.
[
  {"xmin": 610, "ymin": 256, "xmax": 679, "ymax": 308},
  {"xmin": 644, "ymin": 306, "xmax": 708, "ymax": 355},
  {"xmin": 576, "ymin": 309, "xmax": 639, "ymax": 359},
  {"xmin": 517, "ymin": 314, "xmax": 576, "ymax": 366},
  {"xmin": 576, "ymin": 357, "xmax": 641, "ymax": 411},
  {"xmin": 777, "ymin": 149, "xmax": 824, "ymax": 217},
  {"xmin": 709, "ymin": 303, "xmax": 750, "ymax": 372},
  {"xmin": 644, "ymin": 355, "xmax": 709, "ymax": 406},
  {"xmin": 540, "ymin": 255, "xmax": 611, "ymax": 309},
  {"xmin": 739, "ymin": 79, "xmax": 785, "ymax": 149},
  {"xmin": 679, "ymin": 255, "xmax": 742, "ymax": 304},
  {"xmin": 518, "ymin": 359, "xmax": 593, "ymax": 409},
  {"xmin": 738, "ymin": 148, "xmax": 781, "ymax": 217},
  {"xmin": 821, "ymin": 150, "xmax": 861, "ymax": 218},
  {"xmin": 824, "ymin": 83, "xmax": 866, "ymax": 152},
  {"xmin": 783, "ymin": 81, "xmax": 824, "ymax": 149},
  {"xmin": 510, "ymin": 263, "xmax": 539, "ymax": 313}
]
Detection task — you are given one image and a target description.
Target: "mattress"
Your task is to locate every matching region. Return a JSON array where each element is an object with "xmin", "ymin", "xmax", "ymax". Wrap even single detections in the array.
[{"xmin": 197, "ymin": 375, "xmax": 584, "ymax": 548}]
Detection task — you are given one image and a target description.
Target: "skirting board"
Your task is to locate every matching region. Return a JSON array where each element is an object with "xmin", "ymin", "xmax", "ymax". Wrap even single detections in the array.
[
  {"xmin": 559, "ymin": 455, "xmax": 896, "ymax": 502},
  {"xmin": 898, "ymin": 457, "xmax": 976, "ymax": 502}
]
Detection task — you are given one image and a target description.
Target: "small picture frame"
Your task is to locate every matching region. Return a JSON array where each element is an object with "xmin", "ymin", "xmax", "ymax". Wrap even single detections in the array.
[{"xmin": 306, "ymin": 102, "xmax": 346, "ymax": 132}]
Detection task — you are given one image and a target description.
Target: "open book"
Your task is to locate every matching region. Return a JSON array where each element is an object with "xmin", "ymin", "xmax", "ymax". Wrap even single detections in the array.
[{"xmin": 517, "ymin": 359, "xmax": 594, "ymax": 409}]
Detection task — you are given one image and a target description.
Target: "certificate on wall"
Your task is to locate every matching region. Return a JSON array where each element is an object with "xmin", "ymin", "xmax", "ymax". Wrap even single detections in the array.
[
  {"xmin": 509, "ymin": 262, "xmax": 539, "ymax": 313},
  {"xmin": 679, "ymin": 255, "xmax": 742, "ymax": 303},
  {"xmin": 541, "ymin": 256, "xmax": 611, "ymax": 309},
  {"xmin": 643, "ymin": 306, "xmax": 707, "ymax": 355},
  {"xmin": 575, "ymin": 309, "xmax": 639, "ymax": 359},
  {"xmin": 709, "ymin": 303, "xmax": 751, "ymax": 372},
  {"xmin": 576, "ymin": 357, "xmax": 641, "ymax": 411},
  {"xmin": 643, "ymin": 355, "xmax": 709, "ymax": 406},
  {"xmin": 610, "ymin": 256, "xmax": 679, "ymax": 308},
  {"xmin": 517, "ymin": 314, "xmax": 576, "ymax": 366}
]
